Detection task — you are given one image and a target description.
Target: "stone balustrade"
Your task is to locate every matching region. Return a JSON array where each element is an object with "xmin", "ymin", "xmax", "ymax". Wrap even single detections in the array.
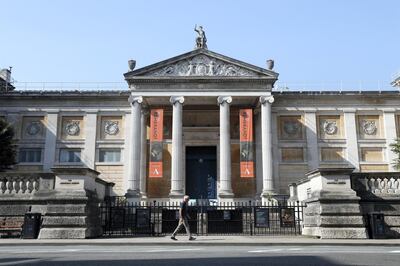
[
  {"xmin": 0, "ymin": 176, "xmax": 39, "ymax": 194},
  {"xmin": 366, "ymin": 176, "xmax": 400, "ymax": 194},
  {"xmin": 0, "ymin": 172, "xmax": 55, "ymax": 196},
  {"xmin": 352, "ymin": 172, "xmax": 400, "ymax": 197}
]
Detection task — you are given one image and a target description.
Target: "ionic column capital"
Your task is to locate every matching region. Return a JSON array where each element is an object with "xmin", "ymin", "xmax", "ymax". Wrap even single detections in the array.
[
  {"xmin": 128, "ymin": 95, "xmax": 143, "ymax": 105},
  {"xmin": 170, "ymin": 96, "xmax": 185, "ymax": 105},
  {"xmin": 259, "ymin": 95, "xmax": 274, "ymax": 104},
  {"xmin": 217, "ymin": 96, "xmax": 232, "ymax": 105}
]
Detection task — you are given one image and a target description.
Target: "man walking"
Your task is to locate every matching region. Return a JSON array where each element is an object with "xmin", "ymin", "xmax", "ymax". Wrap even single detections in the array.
[{"xmin": 171, "ymin": 195, "xmax": 195, "ymax": 241}]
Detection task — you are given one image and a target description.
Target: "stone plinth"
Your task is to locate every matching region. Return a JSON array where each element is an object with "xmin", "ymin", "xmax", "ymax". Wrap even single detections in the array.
[
  {"xmin": 299, "ymin": 167, "xmax": 368, "ymax": 239},
  {"xmin": 37, "ymin": 167, "xmax": 113, "ymax": 239}
]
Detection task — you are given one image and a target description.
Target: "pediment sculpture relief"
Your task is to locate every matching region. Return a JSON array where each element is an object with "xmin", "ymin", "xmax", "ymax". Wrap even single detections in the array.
[{"xmin": 145, "ymin": 55, "xmax": 258, "ymax": 77}]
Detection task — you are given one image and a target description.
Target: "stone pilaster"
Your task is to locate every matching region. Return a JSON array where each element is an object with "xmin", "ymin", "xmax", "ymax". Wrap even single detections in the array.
[
  {"xmin": 305, "ymin": 111, "xmax": 319, "ymax": 170},
  {"xmin": 344, "ymin": 110, "xmax": 359, "ymax": 171},
  {"xmin": 260, "ymin": 95, "xmax": 275, "ymax": 202},
  {"xmin": 43, "ymin": 112, "xmax": 59, "ymax": 171},
  {"xmin": 217, "ymin": 96, "xmax": 234, "ymax": 200},
  {"xmin": 82, "ymin": 112, "xmax": 97, "ymax": 169},
  {"xmin": 126, "ymin": 95, "xmax": 142, "ymax": 201},
  {"xmin": 169, "ymin": 96, "xmax": 185, "ymax": 200},
  {"xmin": 383, "ymin": 110, "xmax": 397, "ymax": 171},
  {"xmin": 140, "ymin": 109, "xmax": 149, "ymax": 199}
]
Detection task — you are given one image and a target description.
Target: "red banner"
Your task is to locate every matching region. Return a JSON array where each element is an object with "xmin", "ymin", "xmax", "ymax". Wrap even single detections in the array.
[
  {"xmin": 240, "ymin": 109, "xmax": 254, "ymax": 178},
  {"xmin": 149, "ymin": 109, "xmax": 163, "ymax": 178}
]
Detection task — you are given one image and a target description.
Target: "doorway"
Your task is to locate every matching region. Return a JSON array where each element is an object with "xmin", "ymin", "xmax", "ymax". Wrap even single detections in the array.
[{"xmin": 185, "ymin": 146, "xmax": 217, "ymax": 200}]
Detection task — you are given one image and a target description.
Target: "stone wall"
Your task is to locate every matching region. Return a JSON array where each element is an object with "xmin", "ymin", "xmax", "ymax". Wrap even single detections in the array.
[
  {"xmin": 351, "ymin": 172, "xmax": 400, "ymax": 238},
  {"xmin": 0, "ymin": 169, "xmax": 113, "ymax": 239}
]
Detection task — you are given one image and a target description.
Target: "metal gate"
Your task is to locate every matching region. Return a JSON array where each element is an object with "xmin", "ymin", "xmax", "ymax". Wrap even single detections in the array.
[{"xmin": 100, "ymin": 200, "xmax": 305, "ymax": 237}]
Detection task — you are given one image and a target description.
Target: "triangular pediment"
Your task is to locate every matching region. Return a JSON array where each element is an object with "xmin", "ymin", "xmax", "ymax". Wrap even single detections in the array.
[{"xmin": 124, "ymin": 49, "xmax": 278, "ymax": 79}]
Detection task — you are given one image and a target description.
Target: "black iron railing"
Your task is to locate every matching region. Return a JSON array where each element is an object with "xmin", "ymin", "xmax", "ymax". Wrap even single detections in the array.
[{"xmin": 100, "ymin": 200, "xmax": 305, "ymax": 237}]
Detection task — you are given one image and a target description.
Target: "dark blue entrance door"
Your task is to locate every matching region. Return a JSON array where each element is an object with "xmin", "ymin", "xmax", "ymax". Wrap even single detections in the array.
[{"xmin": 185, "ymin": 146, "xmax": 217, "ymax": 199}]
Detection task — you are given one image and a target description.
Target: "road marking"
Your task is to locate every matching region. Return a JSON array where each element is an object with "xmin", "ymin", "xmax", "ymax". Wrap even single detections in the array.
[
  {"xmin": 248, "ymin": 249, "xmax": 283, "ymax": 253},
  {"xmin": 389, "ymin": 250, "xmax": 400, "ymax": 253},
  {"xmin": 0, "ymin": 258, "xmax": 44, "ymax": 265},
  {"xmin": 144, "ymin": 248, "xmax": 203, "ymax": 253}
]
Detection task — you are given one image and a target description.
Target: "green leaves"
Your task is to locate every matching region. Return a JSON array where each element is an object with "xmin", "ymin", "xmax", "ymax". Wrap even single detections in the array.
[{"xmin": 390, "ymin": 138, "xmax": 400, "ymax": 170}]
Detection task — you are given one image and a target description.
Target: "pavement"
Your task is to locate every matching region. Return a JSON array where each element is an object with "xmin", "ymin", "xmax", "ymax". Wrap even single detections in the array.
[{"xmin": 1, "ymin": 235, "xmax": 400, "ymax": 246}]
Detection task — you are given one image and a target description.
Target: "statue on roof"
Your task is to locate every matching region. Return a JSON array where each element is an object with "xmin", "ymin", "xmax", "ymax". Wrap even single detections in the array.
[{"xmin": 194, "ymin": 25, "xmax": 207, "ymax": 49}]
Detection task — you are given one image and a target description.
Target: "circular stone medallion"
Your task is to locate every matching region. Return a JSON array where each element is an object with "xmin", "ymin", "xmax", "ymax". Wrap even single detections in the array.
[
  {"xmin": 26, "ymin": 121, "xmax": 41, "ymax": 136},
  {"xmin": 65, "ymin": 121, "xmax": 80, "ymax": 136},
  {"xmin": 323, "ymin": 121, "xmax": 337, "ymax": 135},
  {"xmin": 362, "ymin": 120, "xmax": 377, "ymax": 135},
  {"xmin": 283, "ymin": 121, "xmax": 300, "ymax": 135},
  {"xmin": 104, "ymin": 121, "xmax": 119, "ymax": 135}
]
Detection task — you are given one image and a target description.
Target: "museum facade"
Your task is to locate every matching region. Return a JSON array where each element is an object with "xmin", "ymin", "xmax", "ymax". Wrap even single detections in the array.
[{"xmin": 1, "ymin": 47, "xmax": 400, "ymax": 203}]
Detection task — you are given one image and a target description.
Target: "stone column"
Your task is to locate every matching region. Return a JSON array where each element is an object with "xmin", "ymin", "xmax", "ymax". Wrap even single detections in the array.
[
  {"xmin": 126, "ymin": 95, "xmax": 143, "ymax": 201},
  {"xmin": 140, "ymin": 109, "xmax": 149, "ymax": 198},
  {"xmin": 344, "ymin": 110, "xmax": 359, "ymax": 171},
  {"xmin": 169, "ymin": 96, "xmax": 185, "ymax": 199},
  {"xmin": 260, "ymin": 95, "xmax": 275, "ymax": 201},
  {"xmin": 217, "ymin": 96, "xmax": 234, "ymax": 199},
  {"xmin": 305, "ymin": 111, "xmax": 319, "ymax": 170},
  {"xmin": 82, "ymin": 111, "xmax": 97, "ymax": 169},
  {"xmin": 43, "ymin": 111, "xmax": 58, "ymax": 171},
  {"xmin": 383, "ymin": 110, "xmax": 397, "ymax": 171}
]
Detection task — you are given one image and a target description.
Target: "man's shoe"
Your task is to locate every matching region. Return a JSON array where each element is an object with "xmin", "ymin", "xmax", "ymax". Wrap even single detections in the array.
[
  {"xmin": 170, "ymin": 236, "xmax": 177, "ymax": 241},
  {"xmin": 188, "ymin": 237, "xmax": 196, "ymax": 241}
]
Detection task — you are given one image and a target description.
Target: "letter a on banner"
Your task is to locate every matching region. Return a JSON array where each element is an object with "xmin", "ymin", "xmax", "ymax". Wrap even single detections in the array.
[
  {"xmin": 149, "ymin": 109, "xmax": 163, "ymax": 178},
  {"xmin": 240, "ymin": 109, "xmax": 254, "ymax": 178}
]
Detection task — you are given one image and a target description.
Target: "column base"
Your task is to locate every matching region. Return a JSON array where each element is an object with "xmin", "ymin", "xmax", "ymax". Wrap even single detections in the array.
[
  {"xmin": 140, "ymin": 192, "xmax": 148, "ymax": 200},
  {"xmin": 169, "ymin": 190, "xmax": 184, "ymax": 203},
  {"xmin": 218, "ymin": 191, "xmax": 234, "ymax": 202},
  {"xmin": 261, "ymin": 191, "xmax": 277, "ymax": 204},
  {"xmin": 125, "ymin": 189, "xmax": 141, "ymax": 203}
]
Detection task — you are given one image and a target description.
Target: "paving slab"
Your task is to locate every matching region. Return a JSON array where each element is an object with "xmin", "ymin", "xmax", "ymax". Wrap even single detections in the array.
[{"xmin": 1, "ymin": 236, "xmax": 400, "ymax": 246}]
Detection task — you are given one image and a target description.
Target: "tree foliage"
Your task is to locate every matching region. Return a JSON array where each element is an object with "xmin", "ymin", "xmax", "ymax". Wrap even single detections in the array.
[
  {"xmin": 0, "ymin": 119, "xmax": 16, "ymax": 170},
  {"xmin": 390, "ymin": 138, "xmax": 400, "ymax": 170}
]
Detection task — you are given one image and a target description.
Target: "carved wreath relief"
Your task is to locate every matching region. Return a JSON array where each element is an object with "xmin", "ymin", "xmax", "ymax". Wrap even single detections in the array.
[
  {"xmin": 283, "ymin": 121, "xmax": 301, "ymax": 135},
  {"xmin": 361, "ymin": 120, "xmax": 377, "ymax": 135},
  {"xmin": 26, "ymin": 121, "xmax": 42, "ymax": 136},
  {"xmin": 65, "ymin": 121, "xmax": 80, "ymax": 136},
  {"xmin": 146, "ymin": 55, "xmax": 258, "ymax": 77},
  {"xmin": 104, "ymin": 121, "xmax": 119, "ymax": 135},
  {"xmin": 323, "ymin": 121, "xmax": 338, "ymax": 135}
]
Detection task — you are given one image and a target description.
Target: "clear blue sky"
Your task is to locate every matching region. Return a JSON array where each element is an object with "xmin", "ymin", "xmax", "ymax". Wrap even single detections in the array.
[{"xmin": 1, "ymin": 0, "xmax": 399, "ymax": 90}]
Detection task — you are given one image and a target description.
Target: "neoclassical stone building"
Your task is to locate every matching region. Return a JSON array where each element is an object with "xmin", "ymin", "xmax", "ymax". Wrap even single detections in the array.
[{"xmin": 1, "ymin": 47, "xmax": 400, "ymax": 204}]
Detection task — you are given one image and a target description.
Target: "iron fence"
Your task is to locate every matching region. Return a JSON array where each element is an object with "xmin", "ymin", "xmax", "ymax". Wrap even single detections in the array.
[{"xmin": 100, "ymin": 200, "xmax": 305, "ymax": 237}]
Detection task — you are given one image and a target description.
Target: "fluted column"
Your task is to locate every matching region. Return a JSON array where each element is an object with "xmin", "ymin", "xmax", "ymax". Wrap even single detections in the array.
[
  {"xmin": 217, "ymin": 96, "xmax": 234, "ymax": 199},
  {"xmin": 139, "ymin": 109, "xmax": 149, "ymax": 198},
  {"xmin": 126, "ymin": 95, "xmax": 142, "ymax": 200},
  {"xmin": 260, "ymin": 95, "xmax": 275, "ymax": 200},
  {"xmin": 169, "ymin": 96, "xmax": 185, "ymax": 199}
]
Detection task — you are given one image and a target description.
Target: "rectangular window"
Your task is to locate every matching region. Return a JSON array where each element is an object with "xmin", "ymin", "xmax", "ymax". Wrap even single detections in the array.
[
  {"xmin": 59, "ymin": 149, "xmax": 81, "ymax": 163},
  {"xmin": 19, "ymin": 149, "xmax": 42, "ymax": 163},
  {"xmin": 99, "ymin": 149, "xmax": 121, "ymax": 162}
]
